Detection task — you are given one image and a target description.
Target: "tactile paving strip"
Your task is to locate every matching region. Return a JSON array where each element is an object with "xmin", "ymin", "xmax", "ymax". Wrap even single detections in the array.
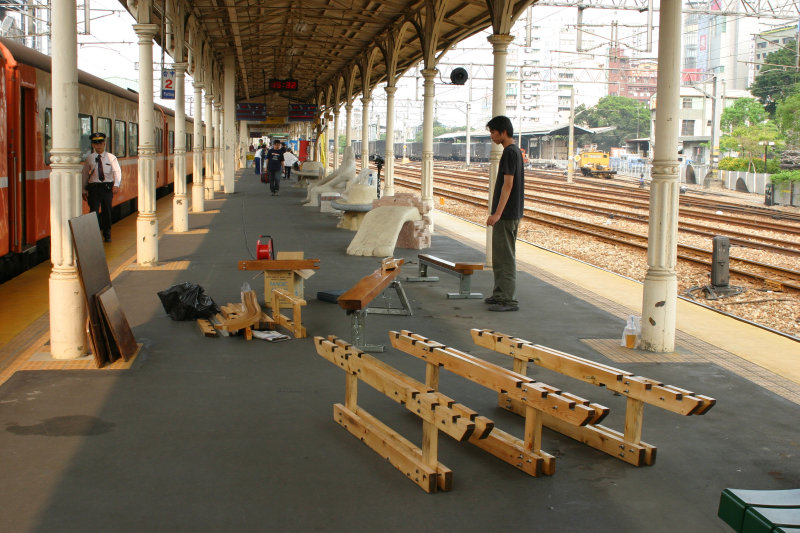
[{"xmin": 125, "ymin": 261, "xmax": 191, "ymax": 271}]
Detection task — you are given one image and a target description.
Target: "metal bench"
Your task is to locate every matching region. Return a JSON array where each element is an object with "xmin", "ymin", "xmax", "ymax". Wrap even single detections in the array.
[
  {"xmin": 405, "ymin": 253, "xmax": 484, "ymax": 299},
  {"xmin": 719, "ymin": 488, "xmax": 800, "ymax": 532}
]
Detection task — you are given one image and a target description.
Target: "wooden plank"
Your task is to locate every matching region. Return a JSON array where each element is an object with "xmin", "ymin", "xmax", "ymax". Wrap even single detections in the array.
[
  {"xmin": 345, "ymin": 372, "xmax": 358, "ymax": 410},
  {"xmin": 314, "ymin": 337, "xmax": 475, "ymax": 442},
  {"xmin": 333, "ymin": 404, "xmax": 440, "ymax": 493},
  {"xmin": 467, "ymin": 426, "xmax": 551, "ymax": 476},
  {"xmin": 523, "ymin": 405, "xmax": 543, "ymax": 454},
  {"xmin": 271, "ymin": 288, "xmax": 307, "ymax": 338},
  {"xmin": 69, "ymin": 213, "xmax": 113, "ymax": 367},
  {"xmin": 624, "ymin": 397, "xmax": 644, "ymax": 445},
  {"xmin": 96, "ymin": 286, "xmax": 138, "ymax": 361},
  {"xmin": 472, "ymin": 329, "xmax": 713, "ymax": 416},
  {"xmin": 337, "ymin": 259, "xmax": 405, "ymax": 311},
  {"xmin": 418, "ymin": 253, "xmax": 483, "ymax": 275},
  {"xmin": 196, "ymin": 319, "xmax": 217, "ymax": 337},
  {"xmin": 390, "ymin": 331, "xmax": 595, "ymax": 427},
  {"xmin": 238, "ymin": 259, "xmax": 320, "ymax": 271}
]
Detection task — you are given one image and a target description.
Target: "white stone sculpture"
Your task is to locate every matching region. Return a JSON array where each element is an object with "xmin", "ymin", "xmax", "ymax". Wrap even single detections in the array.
[{"xmin": 303, "ymin": 146, "xmax": 356, "ymax": 206}]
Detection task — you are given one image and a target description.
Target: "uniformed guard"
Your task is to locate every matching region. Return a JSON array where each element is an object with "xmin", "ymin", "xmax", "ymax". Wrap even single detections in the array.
[{"xmin": 81, "ymin": 132, "xmax": 122, "ymax": 242}]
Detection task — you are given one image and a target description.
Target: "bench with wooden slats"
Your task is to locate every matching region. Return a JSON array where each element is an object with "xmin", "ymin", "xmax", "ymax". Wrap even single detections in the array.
[
  {"xmin": 471, "ymin": 328, "xmax": 716, "ymax": 466},
  {"xmin": 390, "ymin": 330, "xmax": 608, "ymax": 477},
  {"xmin": 406, "ymin": 253, "xmax": 484, "ymax": 299},
  {"xmin": 315, "ymin": 335, "xmax": 495, "ymax": 493},
  {"xmin": 336, "ymin": 258, "xmax": 411, "ymax": 351}
]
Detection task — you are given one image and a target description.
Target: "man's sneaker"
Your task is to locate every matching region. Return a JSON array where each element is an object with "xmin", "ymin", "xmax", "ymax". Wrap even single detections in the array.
[
  {"xmin": 484, "ymin": 296, "xmax": 500, "ymax": 304},
  {"xmin": 488, "ymin": 303, "xmax": 519, "ymax": 312}
]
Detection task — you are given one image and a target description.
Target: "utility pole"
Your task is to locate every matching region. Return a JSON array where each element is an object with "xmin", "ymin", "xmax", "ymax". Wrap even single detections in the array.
[
  {"xmin": 466, "ymin": 66, "xmax": 472, "ymax": 167},
  {"xmin": 705, "ymin": 74, "xmax": 722, "ymax": 188},
  {"xmin": 567, "ymin": 85, "xmax": 575, "ymax": 183}
]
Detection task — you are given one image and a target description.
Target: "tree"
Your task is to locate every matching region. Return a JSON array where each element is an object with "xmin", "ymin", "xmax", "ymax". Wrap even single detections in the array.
[
  {"xmin": 719, "ymin": 122, "xmax": 782, "ymax": 170},
  {"xmin": 749, "ymin": 40, "xmax": 800, "ymax": 115},
  {"xmin": 720, "ymin": 98, "xmax": 766, "ymax": 131},
  {"xmin": 775, "ymin": 92, "xmax": 800, "ymax": 148},
  {"xmin": 580, "ymin": 96, "xmax": 650, "ymax": 151},
  {"xmin": 412, "ymin": 120, "xmax": 461, "ymax": 142}
]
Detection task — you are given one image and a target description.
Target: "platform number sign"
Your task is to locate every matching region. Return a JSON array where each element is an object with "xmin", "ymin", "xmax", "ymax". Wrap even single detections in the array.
[{"xmin": 161, "ymin": 69, "xmax": 176, "ymax": 100}]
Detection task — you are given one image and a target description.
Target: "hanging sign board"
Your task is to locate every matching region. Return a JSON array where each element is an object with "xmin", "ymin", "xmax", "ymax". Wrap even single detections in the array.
[
  {"xmin": 288, "ymin": 104, "xmax": 317, "ymax": 122},
  {"xmin": 236, "ymin": 103, "xmax": 268, "ymax": 121},
  {"xmin": 263, "ymin": 116, "xmax": 288, "ymax": 125},
  {"xmin": 161, "ymin": 69, "xmax": 175, "ymax": 99}
]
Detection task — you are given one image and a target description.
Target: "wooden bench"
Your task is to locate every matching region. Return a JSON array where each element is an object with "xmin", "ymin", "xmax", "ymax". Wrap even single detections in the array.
[
  {"xmin": 471, "ymin": 329, "xmax": 716, "ymax": 466},
  {"xmin": 719, "ymin": 488, "xmax": 800, "ymax": 532},
  {"xmin": 391, "ymin": 330, "xmax": 603, "ymax": 477},
  {"xmin": 337, "ymin": 257, "xmax": 412, "ymax": 352},
  {"xmin": 405, "ymin": 253, "xmax": 484, "ymax": 299},
  {"xmin": 271, "ymin": 288, "xmax": 306, "ymax": 338},
  {"xmin": 315, "ymin": 335, "xmax": 494, "ymax": 493}
]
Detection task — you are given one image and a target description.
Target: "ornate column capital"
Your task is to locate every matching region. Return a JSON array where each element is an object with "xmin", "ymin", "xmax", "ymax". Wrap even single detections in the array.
[
  {"xmin": 420, "ymin": 68, "xmax": 438, "ymax": 81},
  {"xmin": 487, "ymin": 34, "xmax": 515, "ymax": 50},
  {"xmin": 361, "ymin": 96, "xmax": 371, "ymax": 105},
  {"xmin": 345, "ymin": 103, "xmax": 353, "ymax": 111},
  {"xmin": 384, "ymin": 85, "xmax": 397, "ymax": 96},
  {"xmin": 173, "ymin": 62, "xmax": 188, "ymax": 75},
  {"xmin": 132, "ymin": 23, "xmax": 159, "ymax": 42},
  {"xmin": 193, "ymin": 81, "xmax": 204, "ymax": 91}
]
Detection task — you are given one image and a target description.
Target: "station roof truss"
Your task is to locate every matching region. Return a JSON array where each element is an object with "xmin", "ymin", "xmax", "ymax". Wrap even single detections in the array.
[{"xmin": 134, "ymin": 0, "xmax": 537, "ymax": 115}]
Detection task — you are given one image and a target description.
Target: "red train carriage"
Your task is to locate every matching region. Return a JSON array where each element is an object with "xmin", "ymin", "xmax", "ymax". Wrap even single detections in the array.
[{"xmin": 0, "ymin": 37, "xmax": 195, "ymax": 282}]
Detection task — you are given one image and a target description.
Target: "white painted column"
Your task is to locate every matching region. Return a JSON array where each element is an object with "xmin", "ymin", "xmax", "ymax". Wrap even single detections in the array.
[
  {"xmin": 332, "ymin": 109, "xmax": 340, "ymax": 170},
  {"xmin": 640, "ymin": 0, "xmax": 682, "ymax": 352},
  {"xmin": 238, "ymin": 121, "xmax": 248, "ymax": 170},
  {"xmin": 172, "ymin": 62, "xmax": 188, "ymax": 232},
  {"xmin": 224, "ymin": 54, "xmax": 236, "ymax": 192},
  {"xmin": 384, "ymin": 85, "xmax": 397, "ymax": 196},
  {"xmin": 192, "ymin": 81, "xmax": 205, "ymax": 212},
  {"xmin": 212, "ymin": 101, "xmax": 222, "ymax": 192},
  {"xmin": 361, "ymin": 95, "xmax": 371, "ymax": 169},
  {"xmin": 421, "ymin": 68, "xmax": 437, "ymax": 227},
  {"xmin": 345, "ymin": 103, "xmax": 353, "ymax": 151},
  {"xmin": 49, "ymin": 0, "xmax": 86, "ymax": 358},
  {"xmin": 204, "ymin": 93, "xmax": 214, "ymax": 200},
  {"xmin": 486, "ymin": 34, "xmax": 514, "ymax": 266},
  {"xmin": 134, "ymin": 23, "xmax": 159, "ymax": 266}
]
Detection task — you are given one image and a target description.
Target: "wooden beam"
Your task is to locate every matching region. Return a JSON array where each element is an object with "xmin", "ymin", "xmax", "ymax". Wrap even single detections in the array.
[{"xmin": 238, "ymin": 259, "xmax": 320, "ymax": 271}]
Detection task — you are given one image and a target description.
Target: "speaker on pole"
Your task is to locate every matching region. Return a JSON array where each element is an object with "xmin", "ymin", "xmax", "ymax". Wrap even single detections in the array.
[{"xmin": 450, "ymin": 68, "xmax": 468, "ymax": 85}]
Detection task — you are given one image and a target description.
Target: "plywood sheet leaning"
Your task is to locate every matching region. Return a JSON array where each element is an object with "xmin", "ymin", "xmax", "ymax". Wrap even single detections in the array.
[
  {"xmin": 390, "ymin": 330, "xmax": 602, "ymax": 477},
  {"xmin": 314, "ymin": 335, "xmax": 494, "ymax": 493},
  {"xmin": 69, "ymin": 212, "xmax": 115, "ymax": 367},
  {"xmin": 96, "ymin": 286, "xmax": 139, "ymax": 361},
  {"xmin": 470, "ymin": 329, "xmax": 716, "ymax": 466}
]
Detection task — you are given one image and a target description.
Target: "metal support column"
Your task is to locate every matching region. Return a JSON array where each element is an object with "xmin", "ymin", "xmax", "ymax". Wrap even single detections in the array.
[
  {"xmin": 384, "ymin": 85, "xmax": 396, "ymax": 196},
  {"xmin": 421, "ymin": 68, "xmax": 437, "ymax": 230},
  {"xmin": 172, "ymin": 62, "xmax": 189, "ymax": 232},
  {"xmin": 192, "ymin": 81, "xmax": 205, "ymax": 212}
]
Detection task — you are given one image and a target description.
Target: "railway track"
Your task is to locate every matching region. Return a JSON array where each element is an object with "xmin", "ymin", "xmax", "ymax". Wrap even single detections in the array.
[{"xmin": 391, "ymin": 171, "xmax": 800, "ymax": 293}]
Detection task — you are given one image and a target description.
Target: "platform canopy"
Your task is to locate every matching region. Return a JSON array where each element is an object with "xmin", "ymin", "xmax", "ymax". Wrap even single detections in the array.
[{"xmin": 120, "ymin": 0, "xmax": 535, "ymax": 111}]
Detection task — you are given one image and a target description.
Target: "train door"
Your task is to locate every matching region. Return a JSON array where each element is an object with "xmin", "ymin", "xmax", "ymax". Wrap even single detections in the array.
[{"xmin": 0, "ymin": 54, "xmax": 9, "ymax": 258}]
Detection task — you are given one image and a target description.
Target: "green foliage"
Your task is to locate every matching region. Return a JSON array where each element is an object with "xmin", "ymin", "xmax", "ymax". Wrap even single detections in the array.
[
  {"xmin": 719, "ymin": 121, "xmax": 781, "ymax": 158},
  {"xmin": 718, "ymin": 157, "xmax": 781, "ymax": 173},
  {"xmin": 770, "ymin": 170, "xmax": 800, "ymax": 183},
  {"xmin": 338, "ymin": 134, "xmax": 347, "ymax": 151},
  {"xmin": 748, "ymin": 40, "xmax": 800, "ymax": 115},
  {"xmin": 414, "ymin": 121, "xmax": 463, "ymax": 142},
  {"xmin": 580, "ymin": 96, "xmax": 650, "ymax": 151},
  {"xmin": 720, "ymin": 98, "xmax": 766, "ymax": 130},
  {"xmin": 775, "ymin": 93, "xmax": 800, "ymax": 147}
]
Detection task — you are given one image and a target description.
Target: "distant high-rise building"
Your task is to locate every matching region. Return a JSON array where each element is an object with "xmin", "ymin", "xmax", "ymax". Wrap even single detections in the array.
[
  {"xmin": 608, "ymin": 45, "xmax": 658, "ymax": 104},
  {"xmin": 753, "ymin": 24, "xmax": 798, "ymax": 74}
]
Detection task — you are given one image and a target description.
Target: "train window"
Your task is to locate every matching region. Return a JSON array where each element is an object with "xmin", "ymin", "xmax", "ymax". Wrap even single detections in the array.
[
  {"xmin": 168, "ymin": 131, "xmax": 174, "ymax": 154},
  {"xmin": 128, "ymin": 123, "xmax": 138, "ymax": 156},
  {"xmin": 78, "ymin": 113, "xmax": 93, "ymax": 161},
  {"xmin": 44, "ymin": 108, "xmax": 52, "ymax": 165},
  {"xmin": 97, "ymin": 117, "xmax": 112, "ymax": 149},
  {"xmin": 155, "ymin": 127, "xmax": 163, "ymax": 154},
  {"xmin": 114, "ymin": 120, "xmax": 126, "ymax": 157}
]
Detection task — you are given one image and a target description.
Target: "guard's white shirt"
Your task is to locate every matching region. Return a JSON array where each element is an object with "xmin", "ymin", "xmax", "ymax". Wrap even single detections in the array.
[
  {"xmin": 82, "ymin": 151, "xmax": 122, "ymax": 188},
  {"xmin": 283, "ymin": 151, "xmax": 298, "ymax": 167}
]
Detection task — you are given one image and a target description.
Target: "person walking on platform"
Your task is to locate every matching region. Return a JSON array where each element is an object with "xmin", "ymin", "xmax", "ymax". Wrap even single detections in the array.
[
  {"xmin": 283, "ymin": 148, "xmax": 298, "ymax": 181},
  {"xmin": 254, "ymin": 144, "xmax": 263, "ymax": 176},
  {"xmin": 82, "ymin": 132, "xmax": 121, "ymax": 243},
  {"xmin": 484, "ymin": 115, "xmax": 524, "ymax": 312},
  {"xmin": 265, "ymin": 139, "xmax": 284, "ymax": 195}
]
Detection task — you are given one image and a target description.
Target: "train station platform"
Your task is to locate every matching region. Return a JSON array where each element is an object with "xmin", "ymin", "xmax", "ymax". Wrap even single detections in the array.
[{"xmin": 1, "ymin": 169, "xmax": 798, "ymax": 532}]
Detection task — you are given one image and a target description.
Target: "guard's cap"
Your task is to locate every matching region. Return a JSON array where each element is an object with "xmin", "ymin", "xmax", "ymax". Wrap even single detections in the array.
[{"xmin": 90, "ymin": 132, "xmax": 106, "ymax": 143}]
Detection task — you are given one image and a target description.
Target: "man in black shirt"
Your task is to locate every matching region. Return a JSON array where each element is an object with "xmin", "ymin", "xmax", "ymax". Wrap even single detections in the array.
[
  {"xmin": 485, "ymin": 116, "xmax": 524, "ymax": 312},
  {"xmin": 265, "ymin": 139, "xmax": 284, "ymax": 195}
]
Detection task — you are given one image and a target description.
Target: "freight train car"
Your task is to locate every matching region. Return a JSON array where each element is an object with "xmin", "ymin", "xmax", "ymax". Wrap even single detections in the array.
[{"xmin": 0, "ymin": 37, "xmax": 196, "ymax": 282}]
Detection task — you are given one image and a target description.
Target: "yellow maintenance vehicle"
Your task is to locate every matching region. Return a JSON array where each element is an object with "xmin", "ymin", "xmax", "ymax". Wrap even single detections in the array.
[{"xmin": 577, "ymin": 149, "xmax": 617, "ymax": 179}]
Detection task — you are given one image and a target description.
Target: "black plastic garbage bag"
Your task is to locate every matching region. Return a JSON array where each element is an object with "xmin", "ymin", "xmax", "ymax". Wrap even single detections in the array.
[{"xmin": 157, "ymin": 282, "xmax": 220, "ymax": 321}]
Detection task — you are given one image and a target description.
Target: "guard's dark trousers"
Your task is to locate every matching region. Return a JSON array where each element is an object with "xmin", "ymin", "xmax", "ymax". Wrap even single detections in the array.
[{"xmin": 87, "ymin": 182, "xmax": 113, "ymax": 240}]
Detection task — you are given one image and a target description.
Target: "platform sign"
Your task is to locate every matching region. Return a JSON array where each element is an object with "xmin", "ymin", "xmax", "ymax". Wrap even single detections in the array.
[
  {"xmin": 236, "ymin": 103, "xmax": 268, "ymax": 121},
  {"xmin": 263, "ymin": 116, "xmax": 288, "ymax": 125},
  {"xmin": 288, "ymin": 104, "xmax": 317, "ymax": 122},
  {"xmin": 161, "ymin": 69, "xmax": 175, "ymax": 99}
]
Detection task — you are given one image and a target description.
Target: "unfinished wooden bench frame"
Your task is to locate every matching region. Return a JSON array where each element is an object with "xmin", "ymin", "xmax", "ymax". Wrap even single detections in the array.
[
  {"xmin": 471, "ymin": 329, "xmax": 716, "ymax": 466},
  {"xmin": 270, "ymin": 288, "xmax": 306, "ymax": 338},
  {"xmin": 336, "ymin": 258, "xmax": 412, "ymax": 352},
  {"xmin": 197, "ymin": 290, "xmax": 267, "ymax": 340},
  {"xmin": 390, "ymin": 330, "xmax": 604, "ymax": 477},
  {"xmin": 405, "ymin": 253, "xmax": 484, "ymax": 299},
  {"xmin": 315, "ymin": 335, "xmax": 495, "ymax": 492}
]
